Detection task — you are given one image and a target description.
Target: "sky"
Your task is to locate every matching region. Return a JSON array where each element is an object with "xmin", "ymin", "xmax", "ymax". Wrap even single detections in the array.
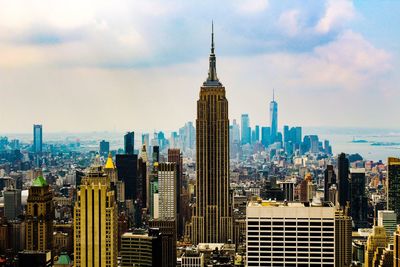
[{"xmin": 0, "ymin": 0, "xmax": 399, "ymax": 133}]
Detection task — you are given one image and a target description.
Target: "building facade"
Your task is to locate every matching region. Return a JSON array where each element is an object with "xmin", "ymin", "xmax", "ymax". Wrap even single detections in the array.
[
  {"xmin": 387, "ymin": 157, "xmax": 400, "ymax": 222},
  {"xmin": 246, "ymin": 200, "xmax": 336, "ymax": 266},
  {"xmin": 191, "ymin": 24, "xmax": 232, "ymax": 244},
  {"xmin": 25, "ymin": 176, "xmax": 53, "ymax": 252},
  {"xmin": 73, "ymin": 165, "xmax": 118, "ymax": 267}
]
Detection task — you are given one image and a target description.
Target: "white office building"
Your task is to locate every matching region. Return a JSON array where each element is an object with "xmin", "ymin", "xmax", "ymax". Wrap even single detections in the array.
[
  {"xmin": 158, "ymin": 162, "xmax": 176, "ymax": 220},
  {"xmin": 246, "ymin": 199, "xmax": 336, "ymax": 266},
  {"xmin": 378, "ymin": 210, "xmax": 397, "ymax": 242}
]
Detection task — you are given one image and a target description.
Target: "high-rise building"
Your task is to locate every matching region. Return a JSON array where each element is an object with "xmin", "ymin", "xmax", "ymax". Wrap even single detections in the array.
[
  {"xmin": 364, "ymin": 225, "xmax": 387, "ymax": 267},
  {"xmin": 337, "ymin": 153, "xmax": 350, "ymax": 209},
  {"xmin": 99, "ymin": 140, "xmax": 110, "ymax": 157},
  {"xmin": 120, "ymin": 229, "xmax": 162, "ymax": 267},
  {"xmin": 350, "ymin": 168, "xmax": 368, "ymax": 229},
  {"xmin": 269, "ymin": 90, "xmax": 278, "ymax": 143},
  {"xmin": 280, "ymin": 181, "xmax": 294, "ymax": 201},
  {"xmin": 168, "ymin": 149, "xmax": 184, "ymax": 237},
  {"xmin": 124, "ymin": 132, "xmax": 135, "ymax": 155},
  {"xmin": 116, "ymin": 154, "xmax": 138, "ymax": 201},
  {"xmin": 158, "ymin": 162, "xmax": 177, "ymax": 220},
  {"xmin": 25, "ymin": 176, "xmax": 54, "ymax": 252},
  {"xmin": 181, "ymin": 249, "xmax": 204, "ymax": 267},
  {"xmin": 377, "ymin": 210, "xmax": 397, "ymax": 243},
  {"xmin": 241, "ymin": 114, "xmax": 250, "ymax": 145},
  {"xmin": 387, "ymin": 157, "xmax": 400, "ymax": 222},
  {"xmin": 261, "ymin": 126, "xmax": 271, "ymax": 148},
  {"xmin": 324, "ymin": 165, "xmax": 336, "ymax": 203},
  {"xmin": 33, "ymin": 124, "xmax": 43, "ymax": 153},
  {"xmin": 4, "ymin": 188, "xmax": 21, "ymax": 220},
  {"xmin": 73, "ymin": 165, "xmax": 118, "ymax": 267},
  {"xmin": 394, "ymin": 225, "xmax": 400, "ymax": 266},
  {"xmin": 335, "ymin": 209, "xmax": 352, "ymax": 267},
  {"xmin": 149, "ymin": 220, "xmax": 177, "ymax": 267},
  {"xmin": 246, "ymin": 200, "xmax": 335, "ymax": 266},
  {"xmin": 191, "ymin": 24, "xmax": 232, "ymax": 244}
]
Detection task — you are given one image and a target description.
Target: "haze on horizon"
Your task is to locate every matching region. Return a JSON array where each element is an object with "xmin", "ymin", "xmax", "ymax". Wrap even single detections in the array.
[{"xmin": 0, "ymin": 0, "xmax": 399, "ymax": 133}]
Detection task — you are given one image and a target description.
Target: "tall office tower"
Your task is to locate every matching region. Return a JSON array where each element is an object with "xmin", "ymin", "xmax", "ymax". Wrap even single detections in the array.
[
  {"xmin": 335, "ymin": 209, "xmax": 352, "ymax": 267},
  {"xmin": 364, "ymin": 225, "xmax": 387, "ymax": 267},
  {"xmin": 377, "ymin": 210, "xmax": 397, "ymax": 243},
  {"xmin": 149, "ymin": 220, "xmax": 177, "ymax": 267},
  {"xmin": 25, "ymin": 176, "xmax": 53, "ymax": 251},
  {"xmin": 142, "ymin": 133, "xmax": 150, "ymax": 150},
  {"xmin": 152, "ymin": 146, "xmax": 160, "ymax": 163},
  {"xmin": 241, "ymin": 114, "xmax": 250, "ymax": 145},
  {"xmin": 33, "ymin": 124, "xmax": 43, "ymax": 153},
  {"xmin": 168, "ymin": 149, "xmax": 184, "ymax": 236},
  {"xmin": 394, "ymin": 225, "xmax": 400, "ymax": 266},
  {"xmin": 283, "ymin": 125, "xmax": 289, "ymax": 143},
  {"xmin": 350, "ymin": 168, "xmax": 368, "ymax": 229},
  {"xmin": 158, "ymin": 162, "xmax": 177, "ymax": 219},
  {"xmin": 99, "ymin": 140, "xmax": 110, "ymax": 157},
  {"xmin": 269, "ymin": 90, "xmax": 278, "ymax": 143},
  {"xmin": 246, "ymin": 200, "xmax": 336, "ymax": 266},
  {"xmin": 261, "ymin": 126, "xmax": 271, "ymax": 147},
  {"xmin": 104, "ymin": 153, "xmax": 117, "ymax": 183},
  {"xmin": 124, "ymin": 131, "xmax": 135, "ymax": 155},
  {"xmin": 231, "ymin": 119, "xmax": 240, "ymax": 144},
  {"xmin": 324, "ymin": 165, "xmax": 336, "ymax": 203},
  {"xmin": 191, "ymin": 24, "xmax": 232, "ymax": 244},
  {"xmin": 4, "ymin": 188, "xmax": 21, "ymax": 220},
  {"xmin": 136, "ymin": 157, "xmax": 147, "ymax": 224},
  {"xmin": 120, "ymin": 229, "xmax": 162, "ymax": 267},
  {"xmin": 150, "ymin": 163, "xmax": 159, "ymax": 219},
  {"xmin": 387, "ymin": 157, "xmax": 400, "ymax": 222},
  {"xmin": 116, "ymin": 154, "xmax": 138, "ymax": 200},
  {"xmin": 337, "ymin": 153, "xmax": 350, "ymax": 209},
  {"xmin": 73, "ymin": 165, "xmax": 118, "ymax": 267}
]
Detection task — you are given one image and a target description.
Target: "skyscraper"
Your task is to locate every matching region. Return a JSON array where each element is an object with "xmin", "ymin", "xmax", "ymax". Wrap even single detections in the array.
[
  {"xmin": 350, "ymin": 168, "xmax": 368, "ymax": 229},
  {"xmin": 33, "ymin": 124, "xmax": 42, "ymax": 153},
  {"xmin": 4, "ymin": 188, "xmax": 21, "ymax": 220},
  {"xmin": 124, "ymin": 131, "xmax": 135, "ymax": 155},
  {"xmin": 25, "ymin": 176, "xmax": 54, "ymax": 252},
  {"xmin": 335, "ymin": 209, "xmax": 352, "ymax": 267},
  {"xmin": 261, "ymin": 126, "xmax": 270, "ymax": 147},
  {"xmin": 324, "ymin": 165, "xmax": 336, "ymax": 203},
  {"xmin": 158, "ymin": 162, "xmax": 177, "ymax": 220},
  {"xmin": 241, "ymin": 114, "xmax": 250, "ymax": 145},
  {"xmin": 99, "ymin": 140, "xmax": 110, "ymax": 157},
  {"xmin": 387, "ymin": 157, "xmax": 400, "ymax": 222},
  {"xmin": 191, "ymin": 24, "xmax": 232, "ymax": 244},
  {"xmin": 73, "ymin": 165, "xmax": 118, "ymax": 267},
  {"xmin": 337, "ymin": 153, "xmax": 350, "ymax": 209},
  {"xmin": 269, "ymin": 90, "xmax": 278, "ymax": 143},
  {"xmin": 168, "ymin": 149, "xmax": 184, "ymax": 237},
  {"xmin": 116, "ymin": 154, "xmax": 138, "ymax": 200}
]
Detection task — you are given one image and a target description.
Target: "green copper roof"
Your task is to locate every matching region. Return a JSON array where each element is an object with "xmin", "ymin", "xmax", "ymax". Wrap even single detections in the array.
[
  {"xmin": 32, "ymin": 176, "xmax": 47, "ymax": 187},
  {"xmin": 56, "ymin": 253, "xmax": 72, "ymax": 264}
]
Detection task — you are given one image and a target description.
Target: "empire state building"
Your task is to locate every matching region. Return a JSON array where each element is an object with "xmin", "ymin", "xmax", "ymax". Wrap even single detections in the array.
[{"xmin": 190, "ymin": 24, "xmax": 233, "ymax": 244}]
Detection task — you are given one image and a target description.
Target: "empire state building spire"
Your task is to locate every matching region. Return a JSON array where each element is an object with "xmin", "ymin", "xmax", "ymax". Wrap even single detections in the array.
[{"xmin": 204, "ymin": 21, "xmax": 221, "ymax": 86}]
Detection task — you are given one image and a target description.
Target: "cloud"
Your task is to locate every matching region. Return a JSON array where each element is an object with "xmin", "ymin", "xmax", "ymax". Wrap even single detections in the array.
[
  {"xmin": 233, "ymin": 0, "xmax": 269, "ymax": 14},
  {"xmin": 315, "ymin": 0, "xmax": 355, "ymax": 34},
  {"xmin": 278, "ymin": 9, "xmax": 301, "ymax": 37}
]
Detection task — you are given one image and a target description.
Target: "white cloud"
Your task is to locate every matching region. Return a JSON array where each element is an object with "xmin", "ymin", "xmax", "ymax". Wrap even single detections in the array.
[
  {"xmin": 278, "ymin": 9, "xmax": 301, "ymax": 37},
  {"xmin": 315, "ymin": 0, "xmax": 355, "ymax": 34},
  {"xmin": 233, "ymin": 0, "xmax": 269, "ymax": 14}
]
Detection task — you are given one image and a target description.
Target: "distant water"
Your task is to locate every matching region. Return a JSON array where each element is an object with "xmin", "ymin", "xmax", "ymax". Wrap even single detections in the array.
[
  {"xmin": 3, "ymin": 128, "xmax": 400, "ymax": 163},
  {"xmin": 304, "ymin": 127, "xmax": 400, "ymax": 163}
]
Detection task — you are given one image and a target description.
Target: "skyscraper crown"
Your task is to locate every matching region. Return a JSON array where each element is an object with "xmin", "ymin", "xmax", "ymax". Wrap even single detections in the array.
[{"xmin": 204, "ymin": 21, "xmax": 222, "ymax": 87}]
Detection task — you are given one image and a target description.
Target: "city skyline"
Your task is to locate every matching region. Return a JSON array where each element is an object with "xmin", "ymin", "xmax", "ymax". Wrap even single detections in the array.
[{"xmin": 0, "ymin": 1, "xmax": 399, "ymax": 133}]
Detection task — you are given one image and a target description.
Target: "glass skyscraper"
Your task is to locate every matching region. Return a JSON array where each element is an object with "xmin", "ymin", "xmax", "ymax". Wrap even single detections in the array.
[
  {"xmin": 269, "ymin": 91, "xmax": 278, "ymax": 143},
  {"xmin": 33, "ymin": 124, "xmax": 42, "ymax": 153}
]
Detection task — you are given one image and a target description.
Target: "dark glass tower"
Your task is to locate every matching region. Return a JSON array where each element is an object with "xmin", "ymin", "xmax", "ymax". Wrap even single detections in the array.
[
  {"xmin": 324, "ymin": 165, "xmax": 336, "ymax": 202},
  {"xmin": 191, "ymin": 23, "xmax": 232, "ymax": 244},
  {"xmin": 337, "ymin": 153, "xmax": 350, "ymax": 209},
  {"xmin": 116, "ymin": 154, "xmax": 138, "ymax": 200},
  {"xmin": 387, "ymin": 157, "xmax": 400, "ymax": 222},
  {"xmin": 33, "ymin": 124, "xmax": 42, "ymax": 153},
  {"xmin": 350, "ymin": 168, "xmax": 368, "ymax": 229},
  {"xmin": 124, "ymin": 132, "xmax": 135, "ymax": 155}
]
